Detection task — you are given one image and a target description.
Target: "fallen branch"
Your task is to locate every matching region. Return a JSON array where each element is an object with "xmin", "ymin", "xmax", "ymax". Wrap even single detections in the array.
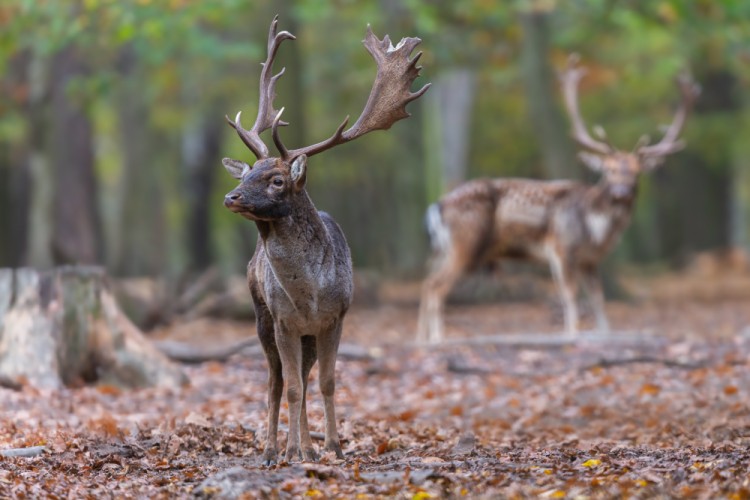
[
  {"xmin": 155, "ymin": 338, "xmax": 260, "ymax": 364},
  {"xmin": 0, "ymin": 446, "xmax": 46, "ymax": 458},
  {"xmin": 580, "ymin": 356, "xmax": 706, "ymax": 372},
  {"xmin": 156, "ymin": 338, "xmax": 376, "ymax": 365},
  {"xmin": 0, "ymin": 374, "xmax": 23, "ymax": 391},
  {"xmin": 416, "ymin": 331, "xmax": 666, "ymax": 349}
]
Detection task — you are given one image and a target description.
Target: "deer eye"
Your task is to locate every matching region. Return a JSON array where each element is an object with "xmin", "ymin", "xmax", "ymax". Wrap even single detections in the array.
[{"xmin": 272, "ymin": 178, "xmax": 284, "ymax": 187}]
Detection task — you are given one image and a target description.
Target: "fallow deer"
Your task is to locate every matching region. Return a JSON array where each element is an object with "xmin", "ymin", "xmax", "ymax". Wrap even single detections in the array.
[
  {"xmin": 416, "ymin": 56, "xmax": 699, "ymax": 343},
  {"xmin": 222, "ymin": 17, "xmax": 429, "ymax": 464}
]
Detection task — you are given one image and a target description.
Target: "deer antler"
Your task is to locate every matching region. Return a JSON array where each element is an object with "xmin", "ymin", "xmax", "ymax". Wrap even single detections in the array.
[
  {"xmin": 637, "ymin": 73, "xmax": 700, "ymax": 158},
  {"xmin": 559, "ymin": 55, "xmax": 613, "ymax": 155},
  {"xmin": 225, "ymin": 15, "xmax": 294, "ymax": 160},
  {"xmin": 279, "ymin": 26, "xmax": 431, "ymax": 160}
]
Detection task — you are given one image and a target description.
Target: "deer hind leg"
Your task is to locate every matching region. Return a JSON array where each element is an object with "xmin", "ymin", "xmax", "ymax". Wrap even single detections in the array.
[
  {"xmin": 581, "ymin": 266, "xmax": 610, "ymax": 333},
  {"xmin": 275, "ymin": 330, "xmax": 304, "ymax": 463},
  {"xmin": 546, "ymin": 246, "xmax": 579, "ymax": 335},
  {"xmin": 317, "ymin": 321, "xmax": 344, "ymax": 458},
  {"xmin": 299, "ymin": 335, "xmax": 318, "ymax": 462},
  {"xmin": 254, "ymin": 300, "xmax": 283, "ymax": 466}
]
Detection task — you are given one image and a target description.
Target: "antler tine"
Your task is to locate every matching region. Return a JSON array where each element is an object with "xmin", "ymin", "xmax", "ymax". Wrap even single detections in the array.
[
  {"xmin": 637, "ymin": 73, "xmax": 700, "ymax": 158},
  {"xmin": 286, "ymin": 25, "xmax": 431, "ymax": 160},
  {"xmin": 272, "ymin": 108, "xmax": 289, "ymax": 160},
  {"xmin": 226, "ymin": 15, "xmax": 295, "ymax": 160},
  {"xmin": 559, "ymin": 54, "xmax": 613, "ymax": 155}
]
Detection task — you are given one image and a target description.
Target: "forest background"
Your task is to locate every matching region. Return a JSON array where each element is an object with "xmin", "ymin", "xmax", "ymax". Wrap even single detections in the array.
[{"xmin": 1, "ymin": 0, "xmax": 749, "ymax": 286}]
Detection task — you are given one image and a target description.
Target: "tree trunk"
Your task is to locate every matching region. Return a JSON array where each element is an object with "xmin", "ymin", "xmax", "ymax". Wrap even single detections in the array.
[
  {"xmin": 651, "ymin": 67, "xmax": 736, "ymax": 264},
  {"xmin": 182, "ymin": 109, "xmax": 223, "ymax": 272},
  {"xmin": 0, "ymin": 267, "xmax": 187, "ymax": 390},
  {"xmin": 26, "ymin": 49, "xmax": 54, "ymax": 268},
  {"xmin": 424, "ymin": 68, "xmax": 477, "ymax": 200},
  {"xmin": 519, "ymin": 8, "xmax": 578, "ymax": 180},
  {"xmin": 114, "ymin": 46, "xmax": 166, "ymax": 276},
  {"xmin": 49, "ymin": 44, "xmax": 103, "ymax": 265},
  {"xmin": 0, "ymin": 52, "xmax": 32, "ymax": 268}
]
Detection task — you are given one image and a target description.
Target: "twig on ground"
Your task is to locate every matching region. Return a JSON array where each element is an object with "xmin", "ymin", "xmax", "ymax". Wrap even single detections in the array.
[{"xmin": 580, "ymin": 356, "xmax": 706, "ymax": 372}]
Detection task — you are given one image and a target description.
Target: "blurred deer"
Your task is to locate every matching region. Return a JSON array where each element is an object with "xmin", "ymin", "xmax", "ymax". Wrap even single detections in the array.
[
  {"xmin": 222, "ymin": 17, "xmax": 428, "ymax": 464},
  {"xmin": 417, "ymin": 56, "xmax": 699, "ymax": 343}
]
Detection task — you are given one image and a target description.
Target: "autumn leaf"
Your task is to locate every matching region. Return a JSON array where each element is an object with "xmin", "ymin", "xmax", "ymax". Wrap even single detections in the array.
[
  {"xmin": 640, "ymin": 383, "xmax": 661, "ymax": 396},
  {"xmin": 184, "ymin": 412, "xmax": 212, "ymax": 428},
  {"xmin": 723, "ymin": 385, "xmax": 738, "ymax": 395},
  {"xmin": 412, "ymin": 491, "xmax": 435, "ymax": 500},
  {"xmin": 581, "ymin": 459, "xmax": 602, "ymax": 468}
]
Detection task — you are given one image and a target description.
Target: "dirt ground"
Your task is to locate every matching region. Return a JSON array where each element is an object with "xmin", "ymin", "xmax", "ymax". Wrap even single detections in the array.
[{"xmin": 1, "ymin": 271, "xmax": 750, "ymax": 498}]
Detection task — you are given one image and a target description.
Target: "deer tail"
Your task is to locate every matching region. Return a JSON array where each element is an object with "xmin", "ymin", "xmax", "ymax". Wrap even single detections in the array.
[{"xmin": 424, "ymin": 202, "xmax": 451, "ymax": 255}]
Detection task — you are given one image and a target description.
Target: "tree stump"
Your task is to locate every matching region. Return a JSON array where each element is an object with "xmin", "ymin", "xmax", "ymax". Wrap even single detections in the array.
[{"xmin": 0, "ymin": 266, "xmax": 187, "ymax": 390}]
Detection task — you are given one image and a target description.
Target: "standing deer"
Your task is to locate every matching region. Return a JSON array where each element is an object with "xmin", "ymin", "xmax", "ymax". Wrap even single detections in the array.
[
  {"xmin": 222, "ymin": 17, "xmax": 429, "ymax": 464},
  {"xmin": 417, "ymin": 56, "xmax": 699, "ymax": 343}
]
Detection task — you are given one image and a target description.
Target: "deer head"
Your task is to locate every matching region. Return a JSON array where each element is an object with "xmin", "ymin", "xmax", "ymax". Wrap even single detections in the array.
[
  {"xmin": 560, "ymin": 55, "xmax": 700, "ymax": 201},
  {"xmin": 223, "ymin": 16, "xmax": 430, "ymax": 221}
]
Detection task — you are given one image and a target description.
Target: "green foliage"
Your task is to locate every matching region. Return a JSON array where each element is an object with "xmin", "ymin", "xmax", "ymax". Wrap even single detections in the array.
[{"xmin": 2, "ymin": 0, "xmax": 750, "ymax": 274}]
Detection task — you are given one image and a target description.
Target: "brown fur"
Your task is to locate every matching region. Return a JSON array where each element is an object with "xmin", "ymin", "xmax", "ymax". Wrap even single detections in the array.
[
  {"xmin": 417, "ymin": 59, "xmax": 699, "ymax": 343},
  {"xmin": 222, "ymin": 18, "xmax": 429, "ymax": 463}
]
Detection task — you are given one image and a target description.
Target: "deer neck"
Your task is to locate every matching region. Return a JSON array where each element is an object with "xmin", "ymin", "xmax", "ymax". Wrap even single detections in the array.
[
  {"xmin": 255, "ymin": 190, "xmax": 333, "ymax": 287},
  {"xmin": 582, "ymin": 182, "xmax": 636, "ymax": 248}
]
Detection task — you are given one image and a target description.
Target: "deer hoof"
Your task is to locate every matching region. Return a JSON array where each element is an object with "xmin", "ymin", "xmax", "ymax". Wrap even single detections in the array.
[
  {"xmin": 260, "ymin": 448, "xmax": 278, "ymax": 467},
  {"xmin": 284, "ymin": 445, "xmax": 301, "ymax": 463},
  {"xmin": 303, "ymin": 447, "xmax": 319, "ymax": 462},
  {"xmin": 326, "ymin": 441, "xmax": 344, "ymax": 459}
]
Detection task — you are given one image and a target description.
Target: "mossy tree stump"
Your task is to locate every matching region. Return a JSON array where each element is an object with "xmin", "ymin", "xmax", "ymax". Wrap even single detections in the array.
[{"xmin": 0, "ymin": 266, "xmax": 187, "ymax": 390}]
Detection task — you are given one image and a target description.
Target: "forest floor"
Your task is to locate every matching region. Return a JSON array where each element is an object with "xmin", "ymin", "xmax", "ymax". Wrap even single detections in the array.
[{"xmin": 1, "ymin": 270, "xmax": 750, "ymax": 498}]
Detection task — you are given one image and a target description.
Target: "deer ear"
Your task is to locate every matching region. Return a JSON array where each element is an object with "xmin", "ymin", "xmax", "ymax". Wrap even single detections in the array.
[
  {"xmin": 290, "ymin": 154, "xmax": 307, "ymax": 189},
  {"xmin": 222, "ymin": 158, "xmax": 251, "ymax": 179},
  {"xmin": 578, "ymin": 151, "xmax": 605, "ymax": 172}
]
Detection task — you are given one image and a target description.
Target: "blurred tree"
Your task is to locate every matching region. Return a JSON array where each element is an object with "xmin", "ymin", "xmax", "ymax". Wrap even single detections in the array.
[
  {"xmin": 49, "ymin": 42, "xmax": 103, "ymax": 265},
  {"xmin": 0, "ymin": 0, "xmax": 748, "ymax": 280},
  {"xmin": 114, "ymin": 44, "xmax": 166, "ymax": 275},
  {"xmin": 518, "ymin": 0, "xmax": 577, "ymax": 179}
]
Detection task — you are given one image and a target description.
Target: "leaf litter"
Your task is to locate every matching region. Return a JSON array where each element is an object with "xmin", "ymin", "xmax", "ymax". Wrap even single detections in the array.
[{"xmin": 1, "ymin": 287, "xmax": 750, "ymax": 498}]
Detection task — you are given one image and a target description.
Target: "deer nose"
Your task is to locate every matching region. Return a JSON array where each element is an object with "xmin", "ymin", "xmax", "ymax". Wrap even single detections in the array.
[{"xmin": 224, "ymin": 192, "xmax": 242, "ymax": 206}]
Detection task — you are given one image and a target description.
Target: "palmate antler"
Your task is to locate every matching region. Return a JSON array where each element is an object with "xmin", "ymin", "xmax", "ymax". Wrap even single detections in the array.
[
  {"xmin": 636, "ymin": 73, "xmax": 700, "ymax": 158},
  {"xmin": 559, "ymin": 54, "xmax": 614, "ymax": 155},
  {"xmin": 225, "ymin": 16, "xmax": 292, "ymax": 160},
  {"xmin": 560, "ymin": 54, "xmax": 701, "ymax": 159},
  {"xmin": 228, "ymin": 17, "xmax": 430, "ymax": 162}
]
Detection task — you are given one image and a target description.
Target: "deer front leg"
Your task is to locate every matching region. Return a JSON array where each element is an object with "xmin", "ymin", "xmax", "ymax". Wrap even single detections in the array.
[
  {"xmin": 417, "ymin": 285, "xmax": 445, "ymax": 344},
  {"xmin": 581, "ymin": 267, "xmax": 610, "ymax": 333},
  {"xmin": 276, "ymin": 331, "xmax": 304, "ymax": 463},
  {"xmin": 254, "ymin": 301, "xmax": 283, "ymax": 466},
  {"xmin": 417, "ymin": 255, "xmax": 468, "ymax": 344},
  {"xmin": 299, "ymin": 335, "xmax": 318, "ymax": 462},
  {"xmin": 546, "ymin": 245, "xmax": 579, "ymax": 335},
  {"xmin": 262, "ymin": 359, "xmax": 283, "ymax": 466},
  {"xmin": 317, "ymin": 323, "xmax": 344, "ymax": 458}
]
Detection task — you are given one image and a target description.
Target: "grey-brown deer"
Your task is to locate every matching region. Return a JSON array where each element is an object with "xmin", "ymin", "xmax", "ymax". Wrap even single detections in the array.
[
  {"xmin": 222, "ymin": 17, "xmax": 429, "ymax": 464},
  {"xmin": 416, "ymin": 56, "xmax": 698, "ymax": 343}
]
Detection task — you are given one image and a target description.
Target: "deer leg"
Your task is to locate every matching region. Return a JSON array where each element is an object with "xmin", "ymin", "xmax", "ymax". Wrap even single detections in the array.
[
  {"xmin": 276, "ymin": 330, "xmax": 304, "ymax": 463},
  {"xmin": 547, "ymin": 247, "xmax": 579, "ymax": 335},
  {"xmin": 317, "ymin": 322, "xmax": 344, "ymax": 458},
  {"xmin": 581, "ymin": 267, "xmax": 610, "ymax": 333},
  {"xmin": 417, "ymin": 255, "xmax": 468, "ymax": 344},
  {"xmin": 300, "ymin": 335, "xmax": 318, "ymax": 462},
  {"xmin": 254, "ymin": 301, "xmax": 283, "ymax": 466}
]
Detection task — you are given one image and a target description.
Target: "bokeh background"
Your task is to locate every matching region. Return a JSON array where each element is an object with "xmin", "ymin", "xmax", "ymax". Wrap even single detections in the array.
[{"xmin": 2, "ymin": 0, "xmax": 749, "ymax": 285}]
